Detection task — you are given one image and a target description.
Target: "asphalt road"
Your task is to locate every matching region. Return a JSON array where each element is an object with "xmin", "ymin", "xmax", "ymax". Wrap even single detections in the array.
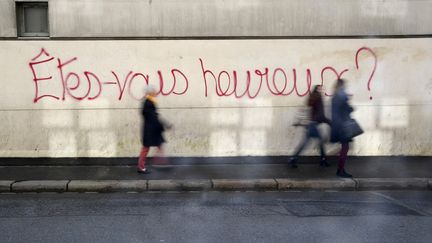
[{"xmin": 0, "ymin": 191, "xmax": 431, "ymax": 243}]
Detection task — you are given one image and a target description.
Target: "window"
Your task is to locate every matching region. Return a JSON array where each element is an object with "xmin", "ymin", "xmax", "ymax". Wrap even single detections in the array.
[{"xmin": 16, "ymin": 1, "xmax": 49, "ymax": 37}]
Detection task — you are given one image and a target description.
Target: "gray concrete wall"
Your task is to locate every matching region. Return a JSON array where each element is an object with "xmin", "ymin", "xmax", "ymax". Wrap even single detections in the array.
[
  {"xmin": 1, "ymin": 0, "xmax": 432, "ymax": 38},
  {"xmin": 0, "ymin": 39, "xmax": 431, "ymax": 157},
  {"xmin": 0, "ymin": 0, "xmax": 16, "ymax": 37}
]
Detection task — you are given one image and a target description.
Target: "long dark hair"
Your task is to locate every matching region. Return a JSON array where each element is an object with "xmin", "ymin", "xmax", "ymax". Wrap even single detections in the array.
[{"xmin": 308, "ymin": 85, "xmax": 321, "ymax": 105}]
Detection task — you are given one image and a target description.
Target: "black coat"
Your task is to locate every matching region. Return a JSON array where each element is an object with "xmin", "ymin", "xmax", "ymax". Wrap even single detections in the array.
[
  {"xmin": 308, "ymin": 94, "xmax": 330, "ymax": 124},
  {"xmin": 141, "ymin": 99, "xmax": 165, "ymax": 147},
  {"xmin": 331, "ymin": 89, "xmax": 353, "ymax": 143}
]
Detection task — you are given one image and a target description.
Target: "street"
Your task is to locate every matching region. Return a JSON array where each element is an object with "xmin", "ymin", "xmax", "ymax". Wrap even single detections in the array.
[{"xmin": 0, "ymin": 191, "xmax": 431, "ymax": 243}]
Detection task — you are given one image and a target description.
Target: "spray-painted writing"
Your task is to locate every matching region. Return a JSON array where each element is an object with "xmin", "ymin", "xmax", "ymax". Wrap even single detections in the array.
[
  {"xmin": 29, "ymin": 47, "xmax": 377, "ymax": 103},
  {"xmin": 29, "ymin": 48, "xmax": 189, "ymax": 103}
]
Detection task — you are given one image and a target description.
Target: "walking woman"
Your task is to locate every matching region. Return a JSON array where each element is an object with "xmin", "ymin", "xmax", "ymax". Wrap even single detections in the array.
[
  {"xmin": 137, "ymin": 86, "xmax": 167, "ymax": 174},
  {"xmin": 289, "ymin": 85, "xmax": 331, "ymax": 168},
  {"xmin": 331, "ymin": 79, "xmax": 353, "ymax": 178}
]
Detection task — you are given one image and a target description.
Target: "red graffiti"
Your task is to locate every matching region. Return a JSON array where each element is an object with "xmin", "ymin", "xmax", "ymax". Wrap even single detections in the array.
[
  {"xmin": 28, "ymin": 47, "xmax": 378, "ymax": 103},
  {"xmin": 28, "ymin": 48, "xmax": 189, "ymax": 103},
  {"xmin": 201, "ymin": 59, "xmax": 350, "ymax": 99},
  {"xmin": 356, "ymin": 47, "xmax": 378, "ymax": 100},
  {"xmin": 28, "ymin": 48, "xmax": 58, "ymax": 103}
]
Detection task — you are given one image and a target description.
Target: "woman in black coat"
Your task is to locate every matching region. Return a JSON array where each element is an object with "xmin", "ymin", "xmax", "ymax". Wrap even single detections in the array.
[
  {"xmin": 331, "ymin": 79, "xmax": 354, "ymax": 178},
  {"xmin": 289, "ymin": 85, "xmax": 331, "ymax": 168},
  {"xmin": 137, "ymin": 86, "xmax": 166, "ymax": 174}
]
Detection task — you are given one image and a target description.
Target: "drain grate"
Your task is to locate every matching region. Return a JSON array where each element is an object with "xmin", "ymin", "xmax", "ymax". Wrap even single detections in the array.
[{"xmin": 281, "ymin": 200, "xmax": 422, "ymax": 217}]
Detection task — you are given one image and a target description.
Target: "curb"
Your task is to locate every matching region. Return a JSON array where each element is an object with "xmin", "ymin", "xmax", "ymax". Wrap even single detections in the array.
[
  {"xmin": 148, "ymin": 179, "xmax": 211, "ymax": 191},
  {"xmin": 212, "ymin": 179, "xmax": 277, "ymax": 190},
  {"xmin": 68, "ymin": 180, "xmax": 147, "ymax": 192},
  {"xmin": 0, "ymin": 180, "xmax": 14, "ymax": 192},
  {"xmin": 0, "ymin": 178, "xmax": 430, "ymax": 193},
  {"xmin": 11, "ymin": 180, "xmax": 69, "ymax": 192},
  {"xmin": 276, "ymin": 178, "xmax": 356, "ymax": 190},
  {"xmin": 353, "ymin": 178, "xmax": 429, "ymax": 190}
]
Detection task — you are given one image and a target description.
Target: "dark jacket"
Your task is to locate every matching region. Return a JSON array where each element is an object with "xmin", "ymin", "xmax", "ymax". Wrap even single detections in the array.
[
  {"xmin": 331, "ymin": 89, "xmax": 353, "ymax": 143},
  {"xmin": 308, "ymin": 94, "xmax": 330, "ymax": 124},
  {"xmin": 141, "ymin": 99, "xmax": 165, "ymax": 147}
]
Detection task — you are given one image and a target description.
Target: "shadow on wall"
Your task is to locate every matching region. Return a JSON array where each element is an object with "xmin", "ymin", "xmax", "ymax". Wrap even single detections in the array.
[
  {"xmin": 9, "ymin": 90, "xmax": 427, "ymax": 160},
  {"xmin": 40, "ymin": 98, "xmax": 119, "ymax": 158},
  {"xmin": 37, "ymin": 96, "xmax": 146, "ymax": 159}
]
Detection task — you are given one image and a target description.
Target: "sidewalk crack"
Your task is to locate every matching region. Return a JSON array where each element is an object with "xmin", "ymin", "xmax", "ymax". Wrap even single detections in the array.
[{"xmin": 66, "ymin": 180, "xmax": 71, "ymax": 191}]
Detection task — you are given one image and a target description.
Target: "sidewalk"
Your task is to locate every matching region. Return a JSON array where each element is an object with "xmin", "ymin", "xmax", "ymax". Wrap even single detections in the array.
[{"xmin": 0, "ymin": 156, "xmax": 431, "ymax": 192}]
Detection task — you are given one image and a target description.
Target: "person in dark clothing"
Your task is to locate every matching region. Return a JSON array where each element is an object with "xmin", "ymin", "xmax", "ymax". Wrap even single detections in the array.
[
  {"xmin": 331, "ymin": 79, "xmax": 354, "ymax": 178},
  {"xmin": 289, "ymin": 85, "xmax": 331, "ymax": 168},
  {"xmin": 137, "ymin": 86, "xmax": 167, "ymax": 174}
]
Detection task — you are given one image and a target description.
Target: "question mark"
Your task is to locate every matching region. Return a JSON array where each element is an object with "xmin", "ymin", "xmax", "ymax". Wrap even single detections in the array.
[{"xmin": 355, "ymin": 47, "xmax": 377, "ymax": 100}]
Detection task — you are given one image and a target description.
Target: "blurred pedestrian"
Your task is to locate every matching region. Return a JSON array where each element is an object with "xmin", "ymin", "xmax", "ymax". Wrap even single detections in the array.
[
  {"xmin": 289, "ymin": 85, "xmax": 331, "ymax": 168},
  {"xmin": 137, "ymin": 86, "xmax": 169, "ymax": 174},
  {"xmin": 331, "ymin": 79, "xmax": 355, "ymax": 178}
]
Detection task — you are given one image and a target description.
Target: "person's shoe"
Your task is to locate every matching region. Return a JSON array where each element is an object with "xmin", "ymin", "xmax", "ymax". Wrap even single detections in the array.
[
  {"xmin": 137, "ymin": 168, "xmax": 151, "ymax": 174},
  {"xmin": 319, "ymin": 158, "xmax": 331, "ymax": 167},
  {"xmin": 336, "ymin": 169, "xmax": 352, "ymax": 178},
  {"xmin": 288, "ymin": 158, "xmax": 298, "ymax": 169}
]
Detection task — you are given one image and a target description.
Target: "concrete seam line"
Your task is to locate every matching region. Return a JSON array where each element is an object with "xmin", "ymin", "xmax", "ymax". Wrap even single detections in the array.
[
  {"xmin": 0, "ymin": 181, "xmax": 14, "ymax": 192},
  {"xmin": 210, "ymin": 179, "xmax": 214, "ymax": 190},
  {"xmin": 66, "ymin": 180, "xmax": 71, "ymax": 192},
  {"xmin": 9, "ymin": 181, "xmax": 15, "ymax": 192},
  {"xmin": 273, "ymin": 178, "xmax": 279, "ymax": 190},
  {"xmin": 146, "ymin": 180, "xmax": 149, "ymax": 191},
  {"xmin": 370, "ymin": 191, "xmax": 430, "ymax": 216},
  {"xmin": 352, "ymin": 178, "xmax": 359, "ymax": 190},
  {"xmin": 10, "ymin": 181, "xmax": 18, "ymax": 192}
]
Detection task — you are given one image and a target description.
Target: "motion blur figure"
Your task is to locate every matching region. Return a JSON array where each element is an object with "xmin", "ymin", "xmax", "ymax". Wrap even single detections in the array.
[
  {"xmin": 331, "ymin": 79, "xmax": 353, "ymax": 178},
  {"xmin": 137, "ymin": 86, "xmax": 169, "ymax": 174},
  {"xmin": 289, "ymin": 85, "xmax": 331, "ymax": 168}
]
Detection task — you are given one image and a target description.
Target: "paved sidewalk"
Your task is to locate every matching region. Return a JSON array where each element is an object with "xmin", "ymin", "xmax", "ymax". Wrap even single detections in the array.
[{"xmin": 0, "ymin": 156, "xmax": 431, "ymax": 192}]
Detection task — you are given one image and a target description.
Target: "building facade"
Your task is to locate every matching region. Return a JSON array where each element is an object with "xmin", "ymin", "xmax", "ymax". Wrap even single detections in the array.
[{"xmin": 0, "ymin": 0, "xmax": 431, "ymax": 157}]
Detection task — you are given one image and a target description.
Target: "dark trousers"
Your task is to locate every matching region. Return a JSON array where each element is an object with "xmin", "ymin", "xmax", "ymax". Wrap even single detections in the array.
[
  {"xmin": 292, "ymin": 123, "xmax": 326, "ymax": 159},
  {"xmin": 338, "ymin": 143, "xmax": 349, "ymax": 170}
]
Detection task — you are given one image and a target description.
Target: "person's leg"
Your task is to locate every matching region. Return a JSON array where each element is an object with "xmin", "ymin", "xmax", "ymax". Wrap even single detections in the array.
[
  {"xmin": 153, "ymin": 144, "xmax": 171, "ymax": 168},
  {"xmin": 292, "ymin": 136, "xmax": 309, "ymax": 159},
  {"xmin": 137, "ymin": 146, "xmax": 150, "ymax": 172},
  {"xmin": 318, "ymin": 136, "xmax": 330, "ymax": 167},
  {"xmin": 338, "ymin": 143, "xmax": 349, "ymax": 170},
  {"xmin": 153, "ymin": 145, "xmax": 169, "ymax": 165},
  {"xmin": 337, "ymin": 143, "xmax": 351, "ymax": 177},
  {"xmin": 289, "ymin": 128, "xmax": 310, "ymax": 168}
]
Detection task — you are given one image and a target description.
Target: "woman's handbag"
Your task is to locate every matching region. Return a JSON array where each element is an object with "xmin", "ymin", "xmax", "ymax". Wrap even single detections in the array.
[{"xmin": 342, "ymin": 119, "xmax": 363, "ymax": 140}]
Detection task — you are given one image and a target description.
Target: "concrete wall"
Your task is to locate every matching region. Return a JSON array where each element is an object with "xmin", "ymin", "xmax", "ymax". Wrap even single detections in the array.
[
  {"xmin": 0, "ymin": 39, "xmax": 431, "ymax": 157},
  {"xmin": 1, "ymin": 0, "xmax": 432, "ymax": 37},
  {"xmin": 0, "ymin": 0, "xmax": 431, "ymax": 158},
  {"xmin": 0, "ymin": 0, "xmax": 16, "ymax": 37}
]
